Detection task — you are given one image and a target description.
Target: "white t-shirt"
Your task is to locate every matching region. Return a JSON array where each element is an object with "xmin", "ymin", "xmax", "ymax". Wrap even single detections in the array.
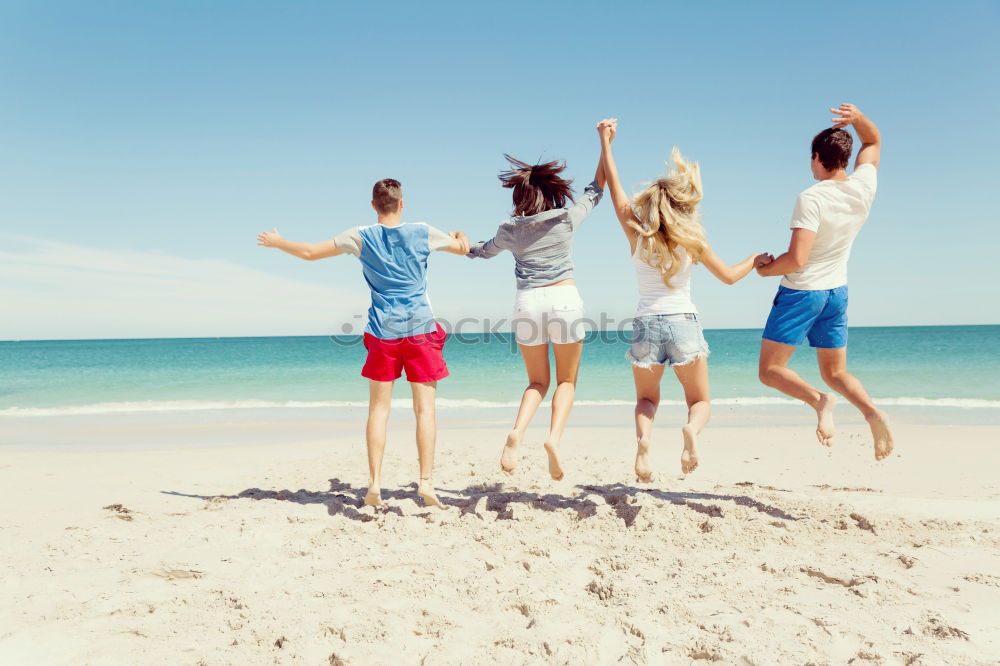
[{"xmin": 781, "ymin": 163, "xmax": 878, "ymax": 291}]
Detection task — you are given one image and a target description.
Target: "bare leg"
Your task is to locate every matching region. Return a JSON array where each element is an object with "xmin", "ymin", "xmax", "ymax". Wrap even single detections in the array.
[
  {"xmin": 818, "ymin": 347, "xmax": 894, "ymax": 461},
  {"xmin": 410, "ymin": 380, "xmax": 445, "ymax": 508},
  {"xmin": 632, "ymin": 364, "xmax": 665, "ymax": 482},
  {"xmin": 759, "ymin": 339, "xmax": 837, "ymax": 446},
  {"xmin": 543, "ymin": 341, "xmax": 583, "ymax": 481},
  {"xmin": 673, "ymin": 356, "xmax": 711, "ymax": 474},
  {"xmin": 365, "ymin": 380, "xmax": 393, "ymax": 507},
  {"xmin": 500, "ymin": 344, "xmax": 551, "ymax": 475}
]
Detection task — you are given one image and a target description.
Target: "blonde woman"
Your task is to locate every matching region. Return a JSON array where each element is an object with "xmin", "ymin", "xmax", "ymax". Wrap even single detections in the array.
[{"xmin": 597, "ymin": 119, "xmax": 771, "ymax": 479}]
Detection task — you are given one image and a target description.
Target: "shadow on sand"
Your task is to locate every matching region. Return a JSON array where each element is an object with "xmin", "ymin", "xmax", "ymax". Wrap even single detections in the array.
[{"xmin": 162, "ymin": 478, "xmax": 801, "ymax": 525}]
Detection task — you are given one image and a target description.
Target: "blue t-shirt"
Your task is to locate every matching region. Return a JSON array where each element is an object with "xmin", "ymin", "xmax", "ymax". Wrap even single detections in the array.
[{"xmin": 333, "ymin": 222, "xmax": 452, "ymax": 339}]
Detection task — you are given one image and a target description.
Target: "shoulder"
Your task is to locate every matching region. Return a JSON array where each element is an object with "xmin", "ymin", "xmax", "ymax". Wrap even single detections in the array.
[{"xmin": 851, "ymin": 163, "xmax": 878, "ymax": 185}]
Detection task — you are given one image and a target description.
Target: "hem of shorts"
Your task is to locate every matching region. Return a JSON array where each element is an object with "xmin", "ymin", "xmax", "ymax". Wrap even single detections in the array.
[
  {"xmin": 625, "ymin": 349, "xmax": 709, "ymax": 369},
  {"xmin": 404, "ymin": 370, "xmax": 450, "ymax": 383},
  {"xmin": 807, "ymin": 341, "xmax": 847, "ymax": 350},
  {"xmin": 361, "ymin": 371, "xmax": 403, "ymax": 382},
  {"xmin": 761, "ymin": 334, "xmax": 805, "ymax": 347}
]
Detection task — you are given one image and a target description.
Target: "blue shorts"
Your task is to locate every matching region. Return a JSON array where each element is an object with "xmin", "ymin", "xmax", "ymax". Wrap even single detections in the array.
[
  {"xmin": 626, "ymin": 313, "xmax": 710, "ymax": 368},
  {"xmin": 762, "ymin": 285, "xmax": 848, "ymax": 349}
]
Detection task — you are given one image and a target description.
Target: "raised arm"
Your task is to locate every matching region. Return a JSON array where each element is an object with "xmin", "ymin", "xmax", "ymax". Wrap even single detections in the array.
[
  {"xmin": 597, "ymin": 118, "xmax": 639, "ymax": 246},
  {"xmin": 832, "ymin": 103, "xmax": 880, "ymax": 169},
  {"xmin": 257, "ymin": 229, "xmax": 343, "ymax": 260},
  {"xmin": 701, "ymin": 246, "xmax": 771, "ymax": 285}
]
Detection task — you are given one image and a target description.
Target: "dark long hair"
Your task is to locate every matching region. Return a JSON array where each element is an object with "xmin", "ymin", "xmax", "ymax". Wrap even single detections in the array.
[{"xmin": 498, "ymin": 154, "xmax": 575, "ymax": 217}]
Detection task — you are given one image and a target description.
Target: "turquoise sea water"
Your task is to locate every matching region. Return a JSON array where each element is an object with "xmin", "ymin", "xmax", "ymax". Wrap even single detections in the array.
[{"xmin": 1, "ymin": 326, "xmax": 998, "ymax": 417}]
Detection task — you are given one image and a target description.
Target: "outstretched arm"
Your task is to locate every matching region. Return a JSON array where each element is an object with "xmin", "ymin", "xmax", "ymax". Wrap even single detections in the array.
[
  {"xmin": 597, "ymin": 118, "xmax": 639, "ymax": 247},
  {"xmin": 832, "ymin": 103, "xmax": 881, "ymax": 169},
  {"xmin": 257, "ymin": 229, "xmax": 343, "ymax": 260},
  {"xmin": 701, "ymin": 247, "xmax": 772, "ymax": 285},
  {"xmin": 756, "ymin": 229, "xmax": 815, "ymax": 277},
  {"xmin": 442, "ymin": 231, "xmax": 470, "ymax": 255},
  {"xmin": 467, "ymin": 237, "xmax": 506, "ymax": 259}
]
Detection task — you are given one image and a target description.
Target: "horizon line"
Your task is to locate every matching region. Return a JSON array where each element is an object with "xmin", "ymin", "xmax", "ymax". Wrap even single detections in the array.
[{"xmin": 2, "ymin": 322, "xmax": 998, "ymax": 344}]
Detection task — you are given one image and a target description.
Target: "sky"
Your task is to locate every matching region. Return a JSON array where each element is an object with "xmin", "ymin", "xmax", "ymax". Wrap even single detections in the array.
[{"xmin": 1, "ymin": 0, "xmax": 998, "ymax": 340}]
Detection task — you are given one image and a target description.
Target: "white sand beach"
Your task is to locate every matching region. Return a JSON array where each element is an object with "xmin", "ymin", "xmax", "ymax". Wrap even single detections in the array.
[{"xmin": 1, "ymin": 417, "xmax": 999, "ymax": 664}]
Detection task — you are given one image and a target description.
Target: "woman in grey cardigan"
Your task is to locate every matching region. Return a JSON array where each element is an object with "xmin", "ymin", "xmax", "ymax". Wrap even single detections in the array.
[{"xmin": 468, "ymin": 150, "xmax": 605, "ymax": 480}]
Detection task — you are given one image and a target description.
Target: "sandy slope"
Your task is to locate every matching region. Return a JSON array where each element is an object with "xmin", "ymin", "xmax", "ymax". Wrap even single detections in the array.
[{"xmin": 1, "ymin": 421, "xmax": 998, "ymax": 665}]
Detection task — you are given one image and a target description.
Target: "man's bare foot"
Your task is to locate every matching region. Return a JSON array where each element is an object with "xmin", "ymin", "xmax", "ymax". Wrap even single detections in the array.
[
  {"xmin": 543, "ymin": 440, "xmax": 565, "ymax": 481},
  {"xmin": 867, "ymin": 410, "xmax": 894, "ymax": 461},
  {"xmin": 815, "ymin": 392, "xmax": 837, "ymax": 446},
  {"xmin": 500, "ymin": 431, "xmax": 521, "ymax": 475},
  {"xmin": 635, "ymin": 436, "xmax": 653, "ymax": 483},
  {"xmin": 680, "ymin": 424, "xmax": 699, "ymax": 474},
  {"xmin": 417, "ymin": 478, "xmax": 446, "ymax": 509},
  {"xmin": 363, "ymin": 488, "xmax": 383, "ymax": 508}
]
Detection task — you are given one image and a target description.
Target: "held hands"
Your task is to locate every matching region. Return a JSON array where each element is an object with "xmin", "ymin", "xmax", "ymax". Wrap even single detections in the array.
[
  {"xmin": 258, "ymin": 228, "xmax": 282, "ymax": 247},
  {"xmin": 754, "ymin": 252, "xmax": 775, "ymax": 275},
  {"xmin": 830, "ymin": 103, "xmax": 863, "ymax": 129},
  {"xmin": 449, "ymin": 231, "xmax": 470, "ymax": 254},
  {"xmin": 596, "ymin": 117, "xmax": 618, "ymax": 143}
]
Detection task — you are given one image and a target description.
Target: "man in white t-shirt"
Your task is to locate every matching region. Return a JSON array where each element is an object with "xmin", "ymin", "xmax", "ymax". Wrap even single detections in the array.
[{"xmin": 755, "ymin": 104, "xmax": 893, "ymax": 461}]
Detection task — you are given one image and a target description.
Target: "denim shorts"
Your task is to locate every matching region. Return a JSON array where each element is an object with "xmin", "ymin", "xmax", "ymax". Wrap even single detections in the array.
[
  {"xmin": 762, "ymin": 285, "xmax": 848, "ymax": 349},
  {"xmin": 626, "ymin": 313, "xmax": 710, "ymax": 368}
]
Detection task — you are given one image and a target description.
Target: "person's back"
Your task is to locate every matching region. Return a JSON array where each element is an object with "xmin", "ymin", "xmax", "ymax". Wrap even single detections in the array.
[
  {"xmin": 632, "ymin": 245, "xmax": 696, "ymax": 317},
  {"xmin": 336, "ymin": 221, "xmax": 452, "ymax": 339},
  {"xmin": 465, "ymin": 150, "xmax": 606, "ymax": 481},
  {"xmin": 257, "ymin": 177, "xmax": 470, "ymax": 511},
  {"xmin": 473, "ymin": 181, "xmax": 602, "ymax": 289},
  {"xmin": 781, "ymin": 163, "xmax": 877, "ymax": 291},
  {"xmin": 756, "ymin": 104, "xmax": 893, "ymax": 463}
]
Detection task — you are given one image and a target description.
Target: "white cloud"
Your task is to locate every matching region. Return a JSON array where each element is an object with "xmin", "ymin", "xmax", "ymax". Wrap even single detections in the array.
[{"xmin": 0, "ymin": 235, "xmax": 368, "ymax": 340}]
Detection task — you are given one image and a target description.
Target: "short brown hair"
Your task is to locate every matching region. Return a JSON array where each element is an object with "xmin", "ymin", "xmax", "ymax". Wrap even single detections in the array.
[
  {"xmin": 499, "ymin": 155, "xmax": 574, "ymax": 217},
  {"xmin": 372, "ymin": 178, "xmax": 402, "ymax": 214},
  {"xmin": 811, "ymin": 128, "xmax": 853, "ymax": 170}
]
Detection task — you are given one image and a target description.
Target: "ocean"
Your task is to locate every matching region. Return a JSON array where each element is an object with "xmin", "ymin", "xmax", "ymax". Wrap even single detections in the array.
[{"xmin": 1, "ymin": 326, "xmax": 998, "ymax": 418}]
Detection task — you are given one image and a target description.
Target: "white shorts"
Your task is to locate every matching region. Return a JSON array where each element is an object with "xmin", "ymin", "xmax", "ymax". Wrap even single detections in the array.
[{"xmin": 512, "ymin": 284, "xmax": 586, "ymax": 346}]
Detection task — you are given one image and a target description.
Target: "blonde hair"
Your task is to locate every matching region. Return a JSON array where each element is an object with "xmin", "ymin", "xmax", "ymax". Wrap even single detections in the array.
[{"xmin": 629, "ymin": 147, "xmax": 708, "ymax": 286}]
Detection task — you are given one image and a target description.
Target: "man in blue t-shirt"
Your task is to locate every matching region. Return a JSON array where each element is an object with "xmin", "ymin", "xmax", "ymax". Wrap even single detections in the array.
[{"xmin": 258, "ymin": 178, "xmax": 469, "ymax": 509}]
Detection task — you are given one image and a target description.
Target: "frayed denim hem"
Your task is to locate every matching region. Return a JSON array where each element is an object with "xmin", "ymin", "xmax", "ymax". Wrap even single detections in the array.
[
  {"xmin": 669, "ymin": 349, "xmax": 710, "ymax": 367},
  {"xmin": 625, "ymin": 348, "xmax": 710, "ymax": 369},
  {"xmin": 625, "ymin": 349, "xmax": 666, "ymax": 370}
]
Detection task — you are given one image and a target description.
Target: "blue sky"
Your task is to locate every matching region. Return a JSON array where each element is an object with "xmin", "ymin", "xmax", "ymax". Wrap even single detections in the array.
[{"xmin": 2, "ymin": 0, "xmax": 998, "ymax": 339}]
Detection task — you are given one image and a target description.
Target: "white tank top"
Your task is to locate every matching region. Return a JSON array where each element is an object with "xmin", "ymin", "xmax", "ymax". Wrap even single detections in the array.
[{"xmin": 632, "ymin": 244, "xmax": 698, "ymax": 317}]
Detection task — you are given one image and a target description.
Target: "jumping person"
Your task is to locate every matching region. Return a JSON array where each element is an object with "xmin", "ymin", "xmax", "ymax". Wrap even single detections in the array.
[
  {"xmin": 257, "ymin": 178, "xmax": 470, "ymax": 508},
  {"xmin": 467, "ymin": 144, "xmax": 606, "ymax": 480},
  {"xmin": 597, "ymin": 118, "xmax": 772, "ymax": 479},
  {"xmin": 756, "ymin": 104, "xmax": 894, "ymax": 461}
]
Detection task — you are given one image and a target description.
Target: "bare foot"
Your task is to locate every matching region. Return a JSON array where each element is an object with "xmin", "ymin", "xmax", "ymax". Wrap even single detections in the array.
[
  {"xmin": 635, "ymin": 436, "xmax": 653, "ymax": 483},
  {"xmin": 500, "ymin": 431, "xmax": 521, "ymax": 475},
  {"xmin": 867, "ymin": 410, "xmax": 894, "ymax": 461},
  {"xmin": 815, "ymin": 392, "xmax": 837, "ymax": 447},
  {"xmin": 680, "ymin": 425, "xmax": 699, "ymax": 474},
  {"xmin": 363, "ymin": 488, "xmax": 383, "ymax": 508},
  {"xmin": 543, "ymin": 440, "xmax": 565, "ymax": 481},
  {"xmin": 417, "ymin": 479, "xmax": 446, "ymax": 510}
]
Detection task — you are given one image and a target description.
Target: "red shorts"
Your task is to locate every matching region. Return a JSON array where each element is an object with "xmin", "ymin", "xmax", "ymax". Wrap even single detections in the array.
[{"xmin": 361, "ymin": 324, "xmax": 449, "ymax": 383}]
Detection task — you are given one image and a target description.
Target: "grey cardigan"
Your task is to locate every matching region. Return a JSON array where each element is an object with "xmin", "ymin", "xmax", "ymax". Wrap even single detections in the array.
[{"xmin": 467, "ymin": 181, "xmax": 603, "ymax": 289}]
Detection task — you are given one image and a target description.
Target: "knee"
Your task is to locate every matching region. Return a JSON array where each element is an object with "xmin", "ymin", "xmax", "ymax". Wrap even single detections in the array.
[
  {"xmin": 758, "ymin": 367, "xmax": 775, "ymax": 386},
  {"xmin": 412, "ymin": 401, "xmax": 435, "ymax": 419},
  {"xmin": 636, "ymin": 395, "xmax": 659, "ymax": 409},
  {"xmin": 820, "ymin": 368, "xmax": 845, "ymax": 386},
  {"xmin": 528, "ymin": 380, "xmax": 550, "ymax": 396}
]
